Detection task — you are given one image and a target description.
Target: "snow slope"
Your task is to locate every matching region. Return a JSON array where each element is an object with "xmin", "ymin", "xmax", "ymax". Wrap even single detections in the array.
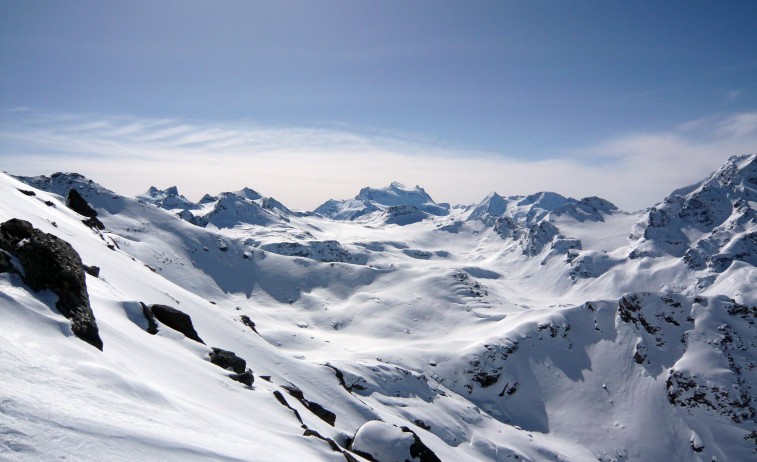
[{"xmin": 2, "ymin": 154, "xmax": 756, "ymax": 461}]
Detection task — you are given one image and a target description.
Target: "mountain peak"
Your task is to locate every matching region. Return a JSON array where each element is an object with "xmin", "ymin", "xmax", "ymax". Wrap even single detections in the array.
[
  {"xmin": 316, "ymin": 182, "xmax": 449, "ymax": 220},
  {"xmin": 139, "ymin": 185, "xmax": 197, "ymax": 211},
  {"xmin": 234, "ymin": 187, "xmax": 263, "ymax": 201}
]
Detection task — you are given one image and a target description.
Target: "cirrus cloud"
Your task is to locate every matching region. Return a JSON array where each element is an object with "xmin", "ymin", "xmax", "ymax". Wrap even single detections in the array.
[{"xmin": 0, "ymin": 109, "xmax": 755, "ymax": 212}]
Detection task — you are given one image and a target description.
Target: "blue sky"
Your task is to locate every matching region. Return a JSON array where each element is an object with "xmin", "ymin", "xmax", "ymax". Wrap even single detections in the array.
[{"xmin": 1, "ymin": 1, "xmax": 756, "ymax": 209}]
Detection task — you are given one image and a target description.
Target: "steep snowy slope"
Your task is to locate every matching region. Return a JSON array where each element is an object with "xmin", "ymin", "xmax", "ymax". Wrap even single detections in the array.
[{"xmin": 2, "ymin": 155, "xmax": 756, "ymax": 461}]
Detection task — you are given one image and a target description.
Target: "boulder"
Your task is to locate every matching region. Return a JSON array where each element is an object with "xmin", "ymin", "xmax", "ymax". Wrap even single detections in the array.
[
  {"xmin": 66, "ymin": 189, "xmax": 104, "ymax": 229},
  {"xmin": 229, "ymin": 369, "xmax": 254, "ymax": 387},
  {"xmin": 0, "ymin": 218, "xmax": 103, "ymax": 350},
  {"xmin": 349, "ymin": 421, "xmax": 440, "ymax": 462},
  {"xmin": 139, "ymin": 302, "xmax": 159, "ymax": 335},
  {"xmin": 209, "ymin": 347, "xmax": 246, "ymax": 374},
  {"xmin": 149, "ymin": 304, "xmax": 204, "ymax": 344},
  {"xmin": 0, "ymin": 251, "xmax": 13, "ymax": 273}
]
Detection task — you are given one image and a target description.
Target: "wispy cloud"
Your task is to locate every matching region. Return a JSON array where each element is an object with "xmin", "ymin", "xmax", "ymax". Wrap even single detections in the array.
[
  {"xmin": 725, "ymin": 89, "xmax": 746, "ymax": 102},
  {"xmin": 0, "ymin": 110, "xmax": 755, "ymax": 211},
  {"xmin": 716, "ymin": 112, "xmax": 757, "ymax": 137}
]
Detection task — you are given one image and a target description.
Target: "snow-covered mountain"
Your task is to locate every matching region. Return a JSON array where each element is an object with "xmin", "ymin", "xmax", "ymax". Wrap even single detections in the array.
[
  {"xmin": 138, "ymin": 185, "xmax": 200, "ymax": 212},
  {"xmin": 315, "ymin": 182, "xmax": 450, "ymax": 222},
  {"xmin": 2, "ymin": 154, "xmax": 756, "ymax": 461}
]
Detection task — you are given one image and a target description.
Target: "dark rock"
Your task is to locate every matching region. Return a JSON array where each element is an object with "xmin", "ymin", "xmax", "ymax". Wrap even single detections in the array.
[
  {"xmin": 81, "ymin": 217, "xmax": 104, "ymax": 230},
  {"xmin": 44, "ymin": 200, "xmax": 55, "ymax": 207},
  {"xmin": 84, "ymin": 265, "xmax": 100, "ymax": 277},
  {"xmin": 283, "ymin": 383, "xmax": 337, "ymax": 426},
  {"xmin": 401, "ymin": 426, "xmax": 442, "ymax": 462},
  {"xmin": 348, "ymin": 423, "xmax": 439, "ymax": 462},
  {"xmin": 240, "ymin": 314, "xmax": 259, "ymax": 334},
  {"xmin": 306, "ymin": 401, "xmax": 336, "ymax": 426},
  {"xmin": 0, "ymin": 218, "xmax": 103, "ymax": 350},
  {"xmin": 303, "ymin": 429, "xmax": 341, "ymax": 452},
  {"xmin": 303, "ymin": 430, "xmax": 361, "ymax": 462},
  {"xmin": 17, "ymin": 188, "xmax": 35, "ymax": 196},
  {"xmin": 229, "ymin": 369, "xmax": 254, "ymax": 387},
  {"xmin": 209, "ymin": 347, "xmax": 246, "ymax": 373},
  {"xmin": 349, "ymin": 448, "xmax": 377, "ymax": 462},
  {"xmin": 326, "ymin": 364, "xmax": 352, "ymax": 392},
  {"xmin": 498, "ymin": 382, "xmax": 519, "ymax": 397},
  {"xmin": 272, "ymin": 390, "xmax": 304, "ymax": 424},
  {"xmin": 140, "ymin": 302, "xmax": 159, "ymax": 335},
  {"xmin": 66, "ymin": 189, "xmax": 97, "ymax": 217},
  {"xmin": 472, "ymin": 370, "xmax": 500, "ymax": 388},
  {"xmin": 414, "ymin": 419, "xmax": 431, "ymax": 430},
  {"xmin": 66, "ymin": 189, "xmax": 104, "ymax": 229},
  {"xmin": 149, "ymin": 304, "xmax": 204, "ymax": 344},
  {"xmin": 282, "ymin": 384, "xmax": 305, "ymax": 401},
  {"xmin": 0, "ymin": 251, "xmax": 12, "ymax": 273}
]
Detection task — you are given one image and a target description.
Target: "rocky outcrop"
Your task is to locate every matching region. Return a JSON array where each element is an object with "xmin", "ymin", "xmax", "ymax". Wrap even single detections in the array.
[
  {"xmin": 0, "ymin": 218, "xmax": 103, "ymax": 350},
  {"xmin": 260, "ymin": 240, "xmax": 368, "ymax": 265},
  {"xmin": 138, "ymin": 186, "xmax": 199, "ymax": 211},
  {"xmin": 148, "ymin": 304, "xmax": 205, "ymax": 344},
  {"xmin": 209, "ymin": 347, "xmax": 246, "ymax": 374},
  {"xmin": 208, "ymin": 347, "xmax": 254, "ymax": 386},
  {"xmin": 523, "ymin": 221, "xmax": 559, "ymax": 256},
  {"xmin": 282, "ymin": 383, "xmax": 337, "ymax": 426},
  {"xmin": 383, "ymin": 205, "xmax": 428, "ymax": 225},
  {"xmin": 67, "ymin": 189, "xmax": 104, "ymax": 230},
  {"xmin": 632, "ymin": 154, "xmax": 757, "ymax": 268},
  {"xmin": 228, "ymin": 369, "xmax": 254, "ymax": 386}
]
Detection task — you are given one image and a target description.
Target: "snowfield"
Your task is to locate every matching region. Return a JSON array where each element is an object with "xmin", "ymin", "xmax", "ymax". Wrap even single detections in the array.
[{"xmin": 1, "ymin": 154, "xmax": 756, "ymax": 461}]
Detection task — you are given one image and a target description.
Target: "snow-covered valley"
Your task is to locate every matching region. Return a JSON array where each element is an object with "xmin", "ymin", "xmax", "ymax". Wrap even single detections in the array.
[{"xmin": 2, "ymin": 154, "xmax": 756, "ymax": 461}]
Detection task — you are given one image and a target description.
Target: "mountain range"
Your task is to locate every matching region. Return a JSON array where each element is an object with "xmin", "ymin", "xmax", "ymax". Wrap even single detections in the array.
[{"xmin": 1, "ymin": 154, "xmax": 756, "ymax": 461}]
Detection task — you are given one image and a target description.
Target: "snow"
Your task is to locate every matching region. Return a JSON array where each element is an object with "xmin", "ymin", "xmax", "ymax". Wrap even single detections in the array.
[{"xmin": 1, "ymin": 154, "xmax": 756, "ymax": 461}]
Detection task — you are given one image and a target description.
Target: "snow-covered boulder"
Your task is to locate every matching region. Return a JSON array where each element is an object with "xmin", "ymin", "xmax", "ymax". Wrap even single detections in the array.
[{"xmin": 350, "ymin": 420, "xmax": 440, "ymax": 462}]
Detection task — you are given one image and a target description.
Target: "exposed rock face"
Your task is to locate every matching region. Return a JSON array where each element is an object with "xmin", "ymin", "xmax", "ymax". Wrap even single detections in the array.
[
  {"xmin": 383, "ymin": 205, "xmax": 428, "ymax": 225},
  {"xmin": 228, "ymin": 369, "xmax": 254, "ymax": 386},
  {"xmin": 282, "ymin": 383, "xmax": 337, "ymax": 426},
  {"xmin": 0, "ymin": 218, "xmax": 103, "ymax": 350},
  {"xmin": 469, "ymin": 191, "xmax": 617, "ymax": 227},
  {"xmin": 207, "ymin": 347, "xmax": 254, "ymax": 386},
  {"xmin": 139, "ymin": 302, "xmax": 159, "ymax": 334},
  {"xmin": 240, "ymin": 314, "xmax": 259, "ymax": 334},
  {"xmin": 260, "ymin": 240, "xmax": 368, "ymax": 265},
  {"xmin": 209, "ymin": 347, "xmax": 246, "ymax": 374},
  {"xmin": 632, "ymin": 154, "xmax": 757, "ymax": 269},
  {"xmin": 138, "ymin": 186, "xmax": 199, "ymax": 211},
  {"xmin": 523, "ymin": 221, "xmax": 559, "ymax": 256},
  {"xmin": 67, "ymin": 189, "xmax": 104, "ymax": 229},
  {"xmin": 0, "ymin": 250, "xmax": 13, "ymax": 273},
  {"xmin": 148, "ymin": 304, "xmax": 205, "ymax": 344}
]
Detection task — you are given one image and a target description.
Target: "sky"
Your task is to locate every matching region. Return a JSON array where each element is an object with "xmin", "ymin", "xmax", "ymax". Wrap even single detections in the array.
[{"xmin": 1, "ymin": 0, "xmax": 756, "ymax": 211}]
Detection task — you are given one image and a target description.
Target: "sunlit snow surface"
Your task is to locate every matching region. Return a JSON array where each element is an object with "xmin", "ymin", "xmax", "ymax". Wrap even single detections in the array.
[{"xmin": 2, "ymin": 155, "xmax": 756, "ymax": 461}]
